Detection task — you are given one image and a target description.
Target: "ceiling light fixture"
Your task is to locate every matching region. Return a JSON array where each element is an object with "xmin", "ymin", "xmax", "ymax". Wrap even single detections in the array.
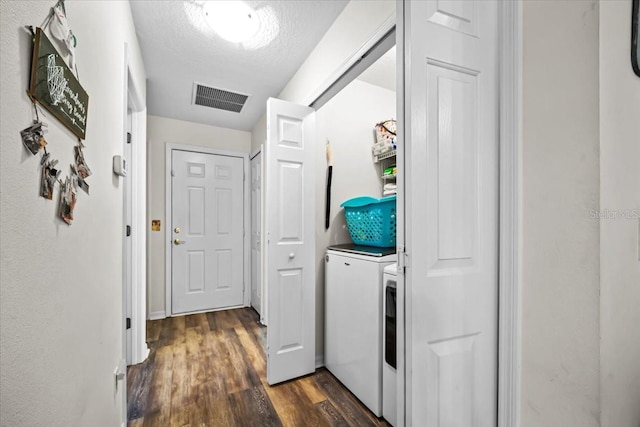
[
  {"xmin": 185, "ymin": 0, "xmax": 279, "ymax": 49},
  {"xmin": 202, "ymin": 1, "xmax": 260, "ymax": 43}
]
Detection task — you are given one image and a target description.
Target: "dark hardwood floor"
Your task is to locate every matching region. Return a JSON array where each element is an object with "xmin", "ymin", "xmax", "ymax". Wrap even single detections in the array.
[{"xmin": 127, "ymin": 308, "xmax": 390, "ymax": 427}]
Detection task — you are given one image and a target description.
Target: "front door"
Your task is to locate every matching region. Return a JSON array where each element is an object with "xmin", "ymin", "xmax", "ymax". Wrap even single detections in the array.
[
  {"xmin": 171, "ymin": 149, "xmax": 245, "ymax": 315},
  {"xmin": 403, "ymin": 0, "xmax": 499, "ymax": 425},
  {"xmin": 265, "ymin": 98, "xmax": 316, "ymax": 385}
]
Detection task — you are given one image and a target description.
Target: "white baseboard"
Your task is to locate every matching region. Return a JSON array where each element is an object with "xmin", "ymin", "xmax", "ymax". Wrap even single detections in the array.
[
  {"xmin": 315, "ymin": 355, "xmax": 324, "ymax": 368},
  {"xmin": 148, "ymin": 310, "xmax": 166, "ymax": 320}
]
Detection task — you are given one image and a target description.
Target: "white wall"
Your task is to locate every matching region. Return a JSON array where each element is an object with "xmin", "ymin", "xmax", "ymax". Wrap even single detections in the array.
[
  {"xmin": 599, "ymin": 2, "xmax": 640, "ymax": 426},
  {"xmin": 250, "ymin": 0, "xmax": 395, "ymax": 153},
  {"xmin": 0, "ymin": 1, "xmax": 145, "ymax": 426},
  {"xmin": 251, "ymin": 115, "xmax": 266, "ymax": 156},
  {"xmin": 279, "ymin": 0, "xmax": 394, "ymax": 105},
  {"xmin": 314, "ymin": 78, "xmax": 396, "ymax": 357},
  {"xmin": 521, "ymin": 1, "xmax": 601, "ymax": 426},
  {"xmin": 146, "ymin": 115, "xmax": 250, "ymax": 316}
]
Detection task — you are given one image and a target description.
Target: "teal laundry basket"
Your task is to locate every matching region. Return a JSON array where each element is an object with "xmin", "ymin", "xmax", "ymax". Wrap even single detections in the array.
[{"xmin": 340, "ymin": 195, "xmax": 396, "ymax": 247}]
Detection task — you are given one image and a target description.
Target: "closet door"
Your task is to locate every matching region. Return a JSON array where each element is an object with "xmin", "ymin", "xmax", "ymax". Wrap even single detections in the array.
[
  {"xmin": 402, "ymin": 1, "xmax": 500, "ymax": 425},
  {"xmin": 264, "ymin": 98, "xmax": 316, "ymax": 385}
]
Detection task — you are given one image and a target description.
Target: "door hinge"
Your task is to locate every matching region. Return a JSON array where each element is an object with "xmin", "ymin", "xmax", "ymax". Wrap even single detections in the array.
[
  {"xmin": 126, "ymin": 317, "xmax": 131, "ymax": 330},
  {"xmin": 126, "ymin": 225, "xmax": 131, "ymax": 237},
  {"xmin": 126, "ymin": 132, "xmax": 132, "ymax": 144},
  {"xmin": 397, "ymin": 245, "xmax": 409, "ymax": 274}
]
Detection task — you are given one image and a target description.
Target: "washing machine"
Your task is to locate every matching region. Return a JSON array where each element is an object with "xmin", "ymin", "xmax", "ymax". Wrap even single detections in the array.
[
  {"xmin": 382, "ymin": 262, "xmax": 398, "ymax": 426},
  {"xmin": 325, "ymin": 244, "xmax": 396, "ymax": 417}
]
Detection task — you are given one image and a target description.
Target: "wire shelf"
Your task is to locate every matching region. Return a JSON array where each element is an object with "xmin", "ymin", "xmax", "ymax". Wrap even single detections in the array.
[{"xmin": 373, "ymin": 150, "xmax": 397, "ymax": 163}]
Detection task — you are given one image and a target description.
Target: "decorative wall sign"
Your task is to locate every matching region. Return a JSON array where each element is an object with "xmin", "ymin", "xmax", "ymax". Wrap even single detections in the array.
[{"xmin": 28, "ymin": 27, "xmax": 89, "ymax": 139}]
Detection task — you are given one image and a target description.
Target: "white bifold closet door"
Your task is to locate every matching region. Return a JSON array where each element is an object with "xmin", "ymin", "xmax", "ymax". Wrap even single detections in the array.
[{"xmin": 403, "ymin": 1, "xmax": 500, "ymax": 425}]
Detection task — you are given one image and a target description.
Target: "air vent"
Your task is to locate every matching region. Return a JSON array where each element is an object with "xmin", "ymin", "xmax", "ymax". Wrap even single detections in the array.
[{"xmin": 192, "ymin": 83, "xmax": 249, "ymax": 113}]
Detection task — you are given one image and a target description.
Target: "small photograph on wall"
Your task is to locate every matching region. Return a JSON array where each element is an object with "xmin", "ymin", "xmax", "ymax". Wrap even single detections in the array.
[
  {"xmin": 59, "ymin": 177, "xmax": 77, "ymax": 225},
  {"xmin": 74, "ymin": 145, "xmax": 91, "ymax": 179},
  {"xmin": 20, "ymin": 121, "xmax": 47, "ymax": 155},
  {"xmin": 40, "ymin": 153, "xmax": 59, "ymax": 200}
]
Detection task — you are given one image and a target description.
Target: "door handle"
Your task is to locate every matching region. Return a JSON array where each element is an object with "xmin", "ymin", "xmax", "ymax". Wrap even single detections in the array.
[
  {"xmin": 289, "ymin": 253, "xmax": 295, "ymax": 259},
  {"xmin": 174, "ymin": 238, "xmax": 186, "ymax": 245}
]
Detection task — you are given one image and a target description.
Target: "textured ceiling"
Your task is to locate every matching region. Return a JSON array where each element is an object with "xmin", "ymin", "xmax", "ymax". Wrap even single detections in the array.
[{"xmin": 130, "ymin": 0, "xmax": 348, "ymax": 132}]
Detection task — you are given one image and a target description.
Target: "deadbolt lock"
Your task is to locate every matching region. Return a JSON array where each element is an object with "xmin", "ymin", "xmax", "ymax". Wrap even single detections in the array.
[{"xmin": 174, "ymin": 227, "xmax": 181, "ymax": 233}]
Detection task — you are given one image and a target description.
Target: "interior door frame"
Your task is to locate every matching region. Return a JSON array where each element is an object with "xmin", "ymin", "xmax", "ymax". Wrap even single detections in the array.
[
  {"xmin": 496, "ymin": 1, "xmax": 523, "ymax": 425},
  {"xmin": 306, "ymin": 1, "xmax": 523, "ymax": 425},
  {"xmin": 123, "ymin": 44, "xmax": 148, "ymax": 367},
  {"xmin": 164, "ymin": 144, "xmax": 251, "ymax": 316}
]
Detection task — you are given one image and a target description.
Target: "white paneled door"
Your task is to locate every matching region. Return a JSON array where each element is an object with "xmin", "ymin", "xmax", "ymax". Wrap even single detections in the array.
[
  {"xmin": 171, "ymin": 150, "xmax": 245, "ymax": 315},
  {"xmin": 403, "ymin": 1, "xmax": 499, "ymax": 426},
  {"xmin": 265, "ymin": 98, "xmax": 316, "ymax": 385},
  {"xmin": 250, "ymin": 151, "xmax": 262, "ymax": 318}
]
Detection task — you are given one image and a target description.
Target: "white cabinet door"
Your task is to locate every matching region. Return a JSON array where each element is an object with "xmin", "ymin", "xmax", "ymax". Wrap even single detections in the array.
[
  {"xmin": 171, "ymin": 150, "xmax": 245, "ymax": 314},
  {"xmin": 403, "ymin": 1, "xmax": 499, "ymax": 425},
  {"xmin": 265, "ymin": 98, "xmax": 316, "ymax": 385}
]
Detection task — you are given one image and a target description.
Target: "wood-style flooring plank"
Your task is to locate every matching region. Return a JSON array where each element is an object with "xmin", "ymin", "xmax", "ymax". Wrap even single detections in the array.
[
  {"xmin": 316, "ymin": 400, "xmax": 350, "ymax": 427},
  {"xmin": 127, "ymin": 351, "xmax": 155, "ymax": 421},
  {"xmin": 185, "ymin": 313, "xmax": 200, "ymax": 329},
  {"xmin": 214, "ymin": 309, "xmax": 242, "ymax": 331},
  {"xmin": 229, "ymin": 386, "xmax": 283, "ymax": 427},
  {"xmin": 185, "ymin": 326, "xmax": 205, "ymax": 393},
  {"xmin": 128, "ymin": 418, "xmax": 144, "ymax": 427},
  {"xmin": 129, "ymin": 308, "xmax": 388, "ymax": 427},
  {"xmin": 141, "ymin": 345, "xmax": 174, "ymax": 427},
  {"xmin": 201, "ymin": 382, "xmax": 235, "ymax": 427},
  {"xmin": 209, "ymin": 328, "xmax": 251, "ymax": 394},
  {"xmin": 313, "ymin": 369, "xmax": 385, "ymax": 427},
  {"xmin": 233, "ymin": 321, "xmax": 266, "ymax": 377},
  {"xmin": 298, "ymin": 375, "xmax": 328, "ymax": 405},
  {"xmin": 146, "ymin": 319, "xmax": 162, "ymax": 344},
  {"xmin": 169, "ymin": 336, "xmax": 189, "ymax": 427},
  {"xmin": 260, "ymin": 378, "xmax": 329, "ymax": 427}
]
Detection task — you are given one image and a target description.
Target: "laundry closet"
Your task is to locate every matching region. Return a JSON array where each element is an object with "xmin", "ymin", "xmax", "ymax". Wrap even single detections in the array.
[
  {"xmin": 251, "ymin": 41, "xmax": 400, "ymax": 425},
  {"xmin": 319, "ymin": 44, "xmax": 398, "ymax": 426}
]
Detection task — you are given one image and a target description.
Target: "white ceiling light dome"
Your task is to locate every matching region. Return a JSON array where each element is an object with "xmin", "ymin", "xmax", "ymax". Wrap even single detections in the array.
[
  {"xmin": 185, "ymin": 0, "xmax": 279, "ymax": 49},
  {"xmin": 203, "ymin": 1, "xmax": 259, "ymax": 43}
]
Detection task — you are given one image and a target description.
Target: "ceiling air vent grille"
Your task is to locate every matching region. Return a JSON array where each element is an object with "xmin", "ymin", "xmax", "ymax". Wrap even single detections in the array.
[{"xmin": 193, "ymin": 83, "xmax": 249, "ymax": 113}]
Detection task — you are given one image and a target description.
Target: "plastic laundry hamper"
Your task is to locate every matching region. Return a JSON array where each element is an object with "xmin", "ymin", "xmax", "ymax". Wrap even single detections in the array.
[{"xmin": 340, "ymin": 195, "xmax": 397, "ymax": 248}]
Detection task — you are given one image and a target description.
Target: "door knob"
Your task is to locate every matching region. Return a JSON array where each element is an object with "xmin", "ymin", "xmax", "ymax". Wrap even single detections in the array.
[
  {"xmin": 289, "ymin": 253, "xmax": 295, "ymax": 259},
  {"xmin": 174, "ymin": 238, "xmax": 186, "ymax": 245}
]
